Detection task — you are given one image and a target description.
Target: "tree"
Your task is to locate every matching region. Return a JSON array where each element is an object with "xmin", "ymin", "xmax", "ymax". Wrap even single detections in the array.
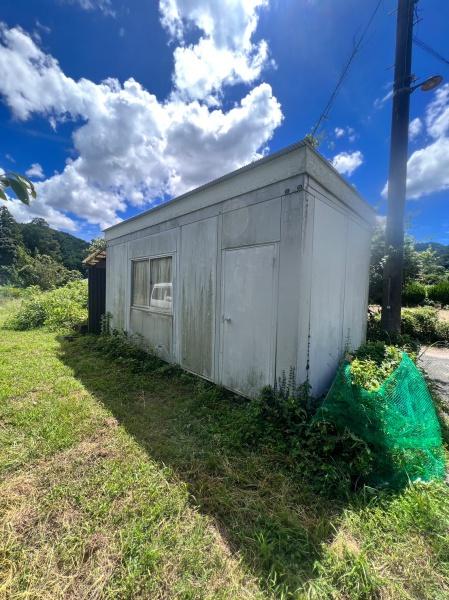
[
  {"xmin": 54, "ymin": 230, "xmax": 89, "ymax": 272},
  {"xmin": 18, "ymin": 254, "xmax": 81, "ymax": 290},
  {"xmin": 417, "ymin": 247, "xmax": 446, "ymax": 285},
  {"xmin": 369, "ymin": 225, "xmax": 420, "ymax": 304},
  {"xmin": 21, "ymin": 218, "xmax": 62, "ymax": 261},
  {"xmin": 0, "ymin": 206, "xmax": 24, "ymax": 284},
  {"xmin": 0, "ymin": 172, "xmax": 36, "ymax": 204},
  {"xmin": 85, "ymin": 237, "xmax": 106, "ymax": 255}
]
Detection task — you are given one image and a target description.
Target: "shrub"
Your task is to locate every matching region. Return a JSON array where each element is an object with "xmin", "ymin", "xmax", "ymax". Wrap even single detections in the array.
[
  {"xmin": 367, "ymin": 307, "xmax": 449, "ymax": 344},
  {"xmin": 428, "ymin": 280, "xmax": 449, "ymax": 307},
  {"xmin": 401, "ymin": 307, "xmax": 441, "ymax": 343},
  {"xmin": 366, "ymin": 310, "xmax": 420, "ymax": 351},
  {"xmin": 402, "ymin": 281, "xmax": 426, "ymax": 306},
  {"xmin": 0, "ymin": 286, "xmax": 25, "ymax": 300},
  {"xmin": 437, "ymin": 320, "xmax": 449, "ymax": 342},
  {"xmin": 4, "ymin": 280, "xmax": 88, "ymax": 331},
  {"xmin": 18, "ymin": 253, "xmax": 82, "ymax": 290}
]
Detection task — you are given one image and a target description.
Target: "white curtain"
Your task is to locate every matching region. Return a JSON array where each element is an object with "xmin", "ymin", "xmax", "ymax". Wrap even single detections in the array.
[{"xmin": 132, "ymin": 260, "xmax": 149, "ymax": 306}]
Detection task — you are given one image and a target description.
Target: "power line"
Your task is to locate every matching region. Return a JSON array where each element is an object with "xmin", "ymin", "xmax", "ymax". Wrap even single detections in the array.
[
  {"xmin": 311, "ymin": 0, "xmax": 384, "ymax": 138},
  {"xmin": 413, "ymin": 36, "xmax": 449, "ymax": 68}
]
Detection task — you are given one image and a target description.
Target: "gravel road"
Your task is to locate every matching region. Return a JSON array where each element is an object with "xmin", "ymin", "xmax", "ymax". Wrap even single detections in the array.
[{"xmin": 419, "ymin": 346, "xmax": 449, "ymax": 404}]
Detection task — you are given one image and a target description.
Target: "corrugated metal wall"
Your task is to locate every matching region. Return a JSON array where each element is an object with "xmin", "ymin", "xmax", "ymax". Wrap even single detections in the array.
[{"xmin": 88, "ymin": 263, "xmax": 106, "ymax": 334}]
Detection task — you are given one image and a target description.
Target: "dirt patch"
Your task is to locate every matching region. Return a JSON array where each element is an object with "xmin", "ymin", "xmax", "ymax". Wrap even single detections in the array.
[{"xmin": 438, "ymin": 309, "xmax": 449, "ymax": 323}]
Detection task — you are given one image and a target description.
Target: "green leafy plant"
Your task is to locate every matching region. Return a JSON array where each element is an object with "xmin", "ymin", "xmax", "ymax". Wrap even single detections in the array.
[
  {"xmin": 96, "ymin": 326, "xmax": 167, "ymax": 374},
  {"xmin": 401, "ymin": 307, "xmax": 449, "ymax": 343},
  {"xmin": 350, "ymin": 343, "xmax": 403, "ymax": 391},
  {"xmin": 4, "ymin": 280, "xmax": 88, "ymax": 331},
  {"xmin": 100, "ymin": 311, "xmax": 112, "ymax": 335},
  {"xmin": 417, "ymin": 246, "xmax": 446, "ymax": 285},
  {"xmin": 428, "ymin": 280, "xmax": 449, "ymax": 307},
  {"xmin": 402, "ymin": 281, "xmax": 426, "ymax": 306},
  {"xmin": 18, "ymin": 253, "xmax": 82, "ymax": 290},
  {"xmin": 237, "ymin": 367, "xmax": 373, "ymax": 495},
  {"xmin": 86, "ymin": 237, "xmax": 106, "ymax": 255},
  {"xmin": 0, "ymin": 172, "xmax": 36, "ymax": 204},
  {"xmin": 369, "ymin": 227, "xmax": 449, "ymax": 304},
  {"xmin": 367, "ymin": 307, "xmax": 448, "ymax": 344}
]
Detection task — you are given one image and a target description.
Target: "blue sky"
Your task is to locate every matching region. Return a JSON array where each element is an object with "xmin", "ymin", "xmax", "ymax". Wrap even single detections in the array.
[{"xmin": 0, "ymin": 0, "xmax": 448, "ymax": 243}]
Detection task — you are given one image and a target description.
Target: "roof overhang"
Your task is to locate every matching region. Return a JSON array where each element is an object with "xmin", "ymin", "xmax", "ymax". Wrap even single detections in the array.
[{"xmin": 83, "ymin": 249, "xmax": 106, "ymax": 266}]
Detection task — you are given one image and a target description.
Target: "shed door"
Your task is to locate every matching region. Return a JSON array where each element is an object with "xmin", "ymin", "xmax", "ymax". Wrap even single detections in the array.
[{"xmin": 220, "ymin": 244, "xmax": 277, "ymax": 397}]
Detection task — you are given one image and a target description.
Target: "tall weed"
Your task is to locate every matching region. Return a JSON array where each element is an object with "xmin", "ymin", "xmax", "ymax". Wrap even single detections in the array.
[{"xmin": 4, "ymin": 280, "xmax": 88, "ymax": 331}]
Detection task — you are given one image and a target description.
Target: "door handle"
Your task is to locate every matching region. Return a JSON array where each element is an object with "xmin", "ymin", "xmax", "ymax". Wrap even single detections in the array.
[{"xmin": 223, "ymin": 316, "xmax": 231, "ymax": 323}]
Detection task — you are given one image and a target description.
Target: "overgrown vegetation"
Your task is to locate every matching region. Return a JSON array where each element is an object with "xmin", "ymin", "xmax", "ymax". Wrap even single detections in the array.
[
  {"xmin": 4, "ymin": 280, "xmax": 87, "ymax": 331},
  {"xmin": 368, "ymin": 306, "xmax": 449, "ymax": 345},
  {"xmin": 369, "ymin": 225, "xmax": 449, "ymax": 306},
  {"xmin": 1, "ymin": 296, "xmax": 448, "ymax": 598},
  {"xmin": 428, "ymin": 280, "xmax": 449, "ymax": 307},
  {"xmin": 402, "ymin": 281, "xmax": 426, "ymax": 307},
  {"xmin": 350, "ymin": 343, "xmax": 403, "ymax": 391},
  {"xmin": 401, "ymin": 307, "xmax": 449, "ymax": 343}
]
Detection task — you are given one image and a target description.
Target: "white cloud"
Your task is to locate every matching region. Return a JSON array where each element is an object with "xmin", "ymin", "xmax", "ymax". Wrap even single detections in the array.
[
  {"xmin": 374, "ymin": 86, "xmax": 393, "ymax": 110},
  {"xmin": 61, "ymin": 0, "xmax": 115, "ymax": 16},
  {"xmin": 406, "ymin": 137, "xmax": 449, "ymax": 199},
  {"xmin": 425, "ymin": 83, "xmax": 449, "ymax": 139},
  {"xmin": 334, "ymin": 126, "xmax": 357, "ymax": 142},
  {"xmin": 398, "ymin": 84, "xmax": 449, "ymax": 199},
  {"xmin": 0, "ymin": 16, "xmax": 282, "ymax": 231},
  {"xmin": 347, "ymin": 127, "xmax": 356, "ymax": 143},
  {"xmin": 35, "ymin": 20, "xmax": 51, "ymax": 35},
  {"xmin": 25, "ymin": 162, "xmax": 45, "ymax": 179},
  {"xmin": 409, "ymin": 117, "xmax": 423, "ymax": 141},
  {"xmin": 160, "ymin": 0, "xmax": 268, "ymax": 48},
  {"xmin": 383, "ymin": 84, "xmax": 449, "ymax": 200},
  {"xmin": 332, "ymin": 150, "xmax": 364, "ymax": 176},
  {"xmin": 160, "ymin": 0, "xmax": 271, "ymax": 102},
  {"xmin": 7, "ymin": 197, "xmax": 78, "ymax": 231}
]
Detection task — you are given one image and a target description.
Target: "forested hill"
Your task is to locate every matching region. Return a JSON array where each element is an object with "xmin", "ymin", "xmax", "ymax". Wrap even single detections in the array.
[
  {"xmin": 0, "ymin": 206, "xmax": 91, "ymax": 288},
  {"xmin": 19, "ymin": 218, "xmax": 89, "ymax": 272}
]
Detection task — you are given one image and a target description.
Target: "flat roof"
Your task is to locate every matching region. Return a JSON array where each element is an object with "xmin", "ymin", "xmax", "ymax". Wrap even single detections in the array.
[{"xmin": 105, "ymin": 140, "xmax": 376, "ymax": 239}]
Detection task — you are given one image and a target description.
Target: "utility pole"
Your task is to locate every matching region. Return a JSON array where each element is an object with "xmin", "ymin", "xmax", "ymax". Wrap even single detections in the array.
[{"xmin": 381, "ymin": 0, "xmax": 416, "ymax": 333}]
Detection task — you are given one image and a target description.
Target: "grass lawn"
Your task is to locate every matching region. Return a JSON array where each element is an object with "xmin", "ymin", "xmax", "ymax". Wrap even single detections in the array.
[{"xmin": 1, "ymin": 296, "xmax": 449, "ymax": 599}]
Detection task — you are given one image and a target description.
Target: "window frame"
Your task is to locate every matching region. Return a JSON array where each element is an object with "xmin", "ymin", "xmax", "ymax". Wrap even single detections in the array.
[
  {"xmin": 130, "ymin": 254, "xmax": 174, "ymax": 316},
  {"xmin": 130, "ymin": 258, "xmax": 150, "ymax": 309}
]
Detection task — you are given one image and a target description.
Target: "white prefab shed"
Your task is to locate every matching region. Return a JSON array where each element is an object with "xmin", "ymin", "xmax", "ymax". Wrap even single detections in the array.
[{"xmin": 104, "ymin": 142, "xmax": 375, "ymax": 397}]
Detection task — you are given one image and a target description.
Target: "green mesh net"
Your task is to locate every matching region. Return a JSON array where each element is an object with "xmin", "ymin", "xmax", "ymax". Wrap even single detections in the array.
[{"xmin": 315, "ymin": 353, "xmax": 445, "ymax": 488}]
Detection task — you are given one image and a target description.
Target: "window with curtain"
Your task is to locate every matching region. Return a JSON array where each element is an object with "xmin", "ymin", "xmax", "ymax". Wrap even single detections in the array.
[
  {"xmin": 150, "ymin": 256, "xmax": 172, "ymax": 313},
  {"xmin": 131, "ymin": 259, "xmax": 149, "ymax": 307},
  {"xmin": 131, "ymin": 256, "xmax": 173, "ymax": 313}
]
